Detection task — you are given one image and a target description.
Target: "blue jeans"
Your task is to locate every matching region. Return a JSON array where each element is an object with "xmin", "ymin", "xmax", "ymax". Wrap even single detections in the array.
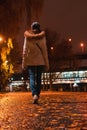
[{"xmin": 28, "ymin": 66, "xmax": 44, "ymax": 97}]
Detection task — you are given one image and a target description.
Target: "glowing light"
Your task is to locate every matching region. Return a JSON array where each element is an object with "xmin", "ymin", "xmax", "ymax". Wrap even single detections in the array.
[
  {"xmin": 80, "ymin": 42, "xmax": 84, "ymax": 53},
  {"xmin": 21, "ymin": 77, "xmax": 24, "ymax": 80},
  {"xmin": 68, "ymin": 38, "xmax": 72, "ymax": 42},
  {"xmin": 5, "ymin": 60, "xmax": 8, "ymax": 64},
  {"xmin": 0, "ymin": 37, "xmax": 3, "ymax": 42},
  {"xmin": 80, "ymin": 43, "xmax": 84, "ymax": 47},
  {"xmin": 51, "ymin": 46, "xmax": 54, "ymax": 50}
]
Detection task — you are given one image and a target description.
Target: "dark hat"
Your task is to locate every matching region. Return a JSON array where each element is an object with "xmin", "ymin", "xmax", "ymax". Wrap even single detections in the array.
[{"xmin": 31, "ymin": 22, "xmax": 40, "ymax": 30}]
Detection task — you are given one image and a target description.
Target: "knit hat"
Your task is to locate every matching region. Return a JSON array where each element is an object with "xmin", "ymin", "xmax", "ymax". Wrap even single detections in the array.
[{"xmin": 31, "ymin": 22, "xmax": 40, "ymax": 30}]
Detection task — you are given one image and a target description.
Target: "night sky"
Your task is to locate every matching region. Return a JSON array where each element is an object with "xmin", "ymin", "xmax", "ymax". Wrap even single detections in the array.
[{"xmin": 40, "ymin": 0, "xmax": 87, "ymax": 52}]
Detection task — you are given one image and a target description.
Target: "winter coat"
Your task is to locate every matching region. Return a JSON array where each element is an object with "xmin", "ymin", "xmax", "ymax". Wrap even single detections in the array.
[{"xmin": 22, "ymin": 30, "xmax": 49, "ymax": 71}]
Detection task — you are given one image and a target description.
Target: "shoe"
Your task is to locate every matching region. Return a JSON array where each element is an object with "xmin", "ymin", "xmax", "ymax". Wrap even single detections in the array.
[{"xmin": 33, "ymin": 95, "xmax": 38, "ymax": 104}]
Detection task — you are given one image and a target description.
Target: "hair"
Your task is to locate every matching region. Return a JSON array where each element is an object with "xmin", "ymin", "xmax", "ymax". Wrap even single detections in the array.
[{"xmin": 31, "ymin": 22, "xmax": 41, "ymax": 32}]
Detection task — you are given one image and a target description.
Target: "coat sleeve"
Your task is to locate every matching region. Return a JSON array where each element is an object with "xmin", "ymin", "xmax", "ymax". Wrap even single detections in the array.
[{"xmin": 22, "ymin": 37, "xmax": 28, "ymax": 69}]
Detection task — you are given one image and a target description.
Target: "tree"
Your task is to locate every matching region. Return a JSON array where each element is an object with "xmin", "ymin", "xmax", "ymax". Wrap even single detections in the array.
[
  {"xmin": 10, "ymin": 39, "xmax": 22, "ymax": 72},
  {"xmin": 44, "ymin": 29, "xmax": 75, "ymax": 89},
  {"xmin": 0, "ymin": 0, "xmax": 45, "ymax": 72},
  {"xmin": 45, "ymin": 29, "xmax": 61, "ymax": 89},
  {"xmin": 45, "ymin": 29, "xmax": 62, "ymax": 71},
  {"xmin": 25, "ymin": 0, "xmax": 44, "ymax": 26},
  {"xmin": 0, "ymin": 38, "xmax": 14, "ymax": 91},
  {"xmin": 0, "ymin": 0, "xmax": 45, "ymax": 37},
  {"xmin": 0, "ymin": 0, "xmax": 23, "ymax": 37}
]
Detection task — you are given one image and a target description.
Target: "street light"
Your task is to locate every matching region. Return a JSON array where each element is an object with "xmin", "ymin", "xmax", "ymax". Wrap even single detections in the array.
[
  {"xmin": 68, "ymin": 38, "xmax": 72, "ymax": 42},
  {"xmin": 67, "ymin": 38, "xmax": 72, "ymax": 50},
  {"xmin": 80, "ymin": 42, "xmax": 84, "ymax": 53},
  {"xmin": 0, "ymin": 36, "xmax": 3, "ymax": 43},
  {"xmin": 49, "ymin": 46, "xmax": 54, "ymax": 90},
  {"xmin": 50, "ymin": 46, "xmax": 54, "ymax": 50},
  {"xmin": 0, "ymin": 37, "xmax": 2, "ymax": 42}
]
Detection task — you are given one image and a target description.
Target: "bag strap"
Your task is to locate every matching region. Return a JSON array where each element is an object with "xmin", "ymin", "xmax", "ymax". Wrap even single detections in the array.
[{"xmin": 36, "ymin": 43, "xmax": 42, "ymax": 54}]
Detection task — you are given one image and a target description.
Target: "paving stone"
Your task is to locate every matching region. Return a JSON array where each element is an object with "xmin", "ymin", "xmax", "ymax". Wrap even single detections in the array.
[{"xmin": 0, "ymin": 92, "xmax": 87, "ymax": 129}]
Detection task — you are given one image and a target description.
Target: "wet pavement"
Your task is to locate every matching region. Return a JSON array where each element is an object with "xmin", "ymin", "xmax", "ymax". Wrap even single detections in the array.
[{"xmin": 0, "ymin": 92, "xmax": 87, "ymax": 130}]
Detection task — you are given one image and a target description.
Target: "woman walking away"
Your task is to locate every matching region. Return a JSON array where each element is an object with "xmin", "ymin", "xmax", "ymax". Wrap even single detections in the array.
[{"xmin": 22, "ymin": 22, "xmax": 49, "ymax": 104}]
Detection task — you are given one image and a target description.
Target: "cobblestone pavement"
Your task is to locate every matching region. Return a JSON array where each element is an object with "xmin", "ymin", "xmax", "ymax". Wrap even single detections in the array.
[{"xmin": 0, "ymin": 92, "xmax": 87, "ymax": 130}]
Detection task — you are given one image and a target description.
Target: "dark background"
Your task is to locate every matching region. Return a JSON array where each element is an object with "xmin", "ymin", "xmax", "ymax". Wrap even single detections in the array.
[{"xmin": 40, "ymin": 0, "xmax": 87, "ymax": 52}]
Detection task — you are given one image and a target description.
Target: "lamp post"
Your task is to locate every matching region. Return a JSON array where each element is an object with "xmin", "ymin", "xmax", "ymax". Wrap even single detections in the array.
[
  {"xmin": 80, "ymin": 42, "xmax": 84, "ymax": 53},
  {"xmin": 67, "ymin": 38, "xmax": 72, "ymax": 69},
  {"xmin": 67, "ymin": 38, "xmax": 72, "ymax": 50},
  {"xmin": 49, "ymin": 46, "xmax": 54, "ymax": 90},
  {"xmin": 68, "ymin": 38, "xmax": 72, "ymax": 47}
]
